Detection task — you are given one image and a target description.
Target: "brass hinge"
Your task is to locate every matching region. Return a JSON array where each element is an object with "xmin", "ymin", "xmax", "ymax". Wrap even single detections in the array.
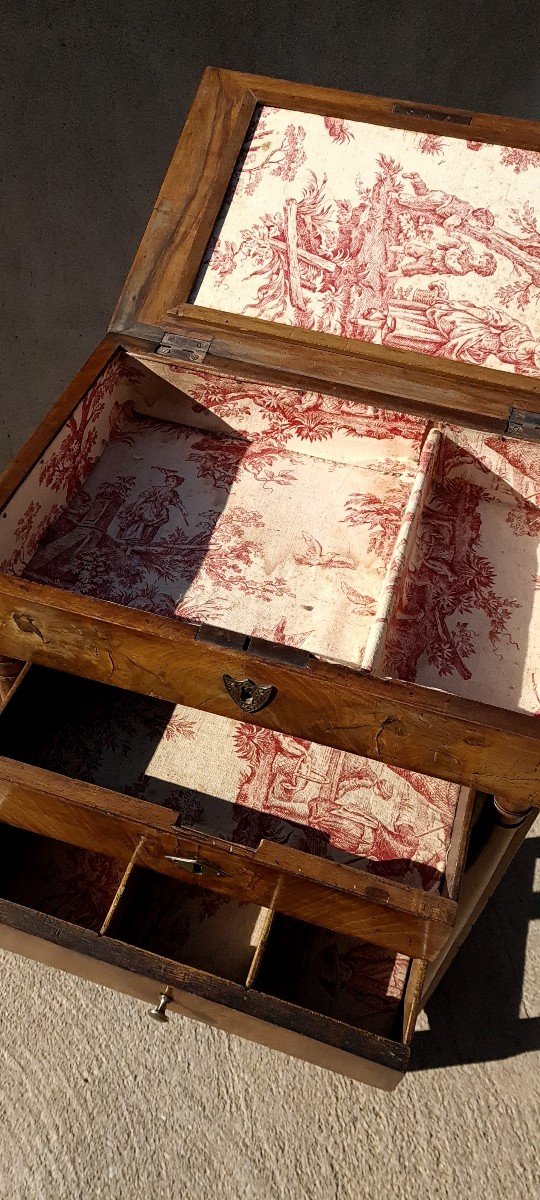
[
  {"xmin": 155, "ymin": 331, "xmax": 213, "ymax": 363},
  {"xmin": 506, "ymin": 408, "xmax": 540, "ymax": 441},
  {"xmin": 196, "ymin": 623, "xmax": 312, "ymax": 668}
]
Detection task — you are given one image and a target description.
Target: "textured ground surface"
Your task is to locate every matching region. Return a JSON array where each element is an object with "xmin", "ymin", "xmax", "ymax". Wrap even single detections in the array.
[{"xmin": 1, "ymin": 3, "xmax": 540, "ymax": 1196}]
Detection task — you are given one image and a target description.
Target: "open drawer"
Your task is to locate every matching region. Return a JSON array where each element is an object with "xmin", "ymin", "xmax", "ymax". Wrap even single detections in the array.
[
  {"xmin": 0, "ymin": 343, "xmax": 539, "ymax": 816},
  {"xmin": 0, "ymin": 819, "xmax": 425, "ymax": 1089},
  {"xmin": 0, "ymin": 666, "xmax": 476, "ymax": 959}
]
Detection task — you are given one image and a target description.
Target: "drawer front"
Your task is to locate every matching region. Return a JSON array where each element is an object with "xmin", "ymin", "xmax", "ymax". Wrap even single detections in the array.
[
  {"xmin": 0, "ymin": 766, "xmax": 452, "ymax": 959},
  {"xmin": 0, "ymin": 902, "xmax": 409, "ymax": 1090},
  {"xmin": 146, "ymin": 839, "xmax": 452, "ymax": 958},
  {"xmin": 0, "ymin": 771, "xmax": 258, "ymax": 901}
]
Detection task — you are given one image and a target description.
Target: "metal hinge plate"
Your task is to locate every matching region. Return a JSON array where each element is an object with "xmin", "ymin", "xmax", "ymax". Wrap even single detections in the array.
[
  {"xmin": 506, "ymin": 408, "xmax": 540, "ymax": 440},
  {"xmin": 196, "ymin": 623, "xmax": 312, "ymax": 669},
  {"xmin": 155, "ymin": 331, "xmax": 212, "ymax": 363}
]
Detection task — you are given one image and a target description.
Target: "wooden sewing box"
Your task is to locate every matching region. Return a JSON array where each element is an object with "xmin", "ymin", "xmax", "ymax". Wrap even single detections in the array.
[{"xmin": 1, "ymin": 70, "xmax": 539, "ymax": 1090}]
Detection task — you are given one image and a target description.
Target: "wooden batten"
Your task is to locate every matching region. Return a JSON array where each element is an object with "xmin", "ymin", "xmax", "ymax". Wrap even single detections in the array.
[
  {"xmin": 100, "ymin": 838, "xmax": 146, "ymax": 935},
  {"xmin": 422, "ymin": 804, "xmax": 538, "ymax": 1003}
]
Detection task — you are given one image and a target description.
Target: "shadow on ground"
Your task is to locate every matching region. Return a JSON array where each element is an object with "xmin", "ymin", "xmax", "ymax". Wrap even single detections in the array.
[{"xmin": 411, "ymin": 835, "xmax": 540, "ymax": 1071}]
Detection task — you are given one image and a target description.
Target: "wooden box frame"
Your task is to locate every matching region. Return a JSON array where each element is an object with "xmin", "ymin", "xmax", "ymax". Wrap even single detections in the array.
[{"xmin": 1, "ymin": 334, "xmax": 540, "ymax": 818}]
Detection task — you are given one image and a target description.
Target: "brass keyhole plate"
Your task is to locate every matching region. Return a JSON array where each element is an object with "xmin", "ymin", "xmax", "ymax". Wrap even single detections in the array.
[{"xmin": 222, "ymin": 674, "xmax": 276, "ymax": 713}]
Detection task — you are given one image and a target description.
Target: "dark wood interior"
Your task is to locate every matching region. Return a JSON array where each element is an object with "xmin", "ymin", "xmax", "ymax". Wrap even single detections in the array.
[
  {"xmin": 106, "ymin": 866, "xmax": 268, "ymax": 984},
  {"xmin": 0, "ymin": 825, "xmax": 127, "ymax": 932}
]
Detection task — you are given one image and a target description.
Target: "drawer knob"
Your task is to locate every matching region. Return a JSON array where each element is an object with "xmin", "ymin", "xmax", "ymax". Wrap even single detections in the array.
[{"xmin": 149, "ymin": 993, "xmax": 171, "ymax": 1023}]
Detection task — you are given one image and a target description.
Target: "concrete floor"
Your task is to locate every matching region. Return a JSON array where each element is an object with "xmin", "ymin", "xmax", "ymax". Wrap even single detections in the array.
[{"xmin": 1, "ymin": 2, "xmax": 540, "ymax": 1195}]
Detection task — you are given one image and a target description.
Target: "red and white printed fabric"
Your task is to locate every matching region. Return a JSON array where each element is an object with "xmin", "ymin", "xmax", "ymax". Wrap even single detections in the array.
[
  {"xmin": 23, "ymin": 399, "xmax": 427, "ymax": 665},
  {"xmin": 137, "ymin": 704, "xmax": 461, "ymax": 894},
  {"xmin": 381, "ymin": 427, "xmax": 540, "ymax": 713},
  {"xmin": 191, "ymin": 106, "xmax": 540, "ymax": 376}
]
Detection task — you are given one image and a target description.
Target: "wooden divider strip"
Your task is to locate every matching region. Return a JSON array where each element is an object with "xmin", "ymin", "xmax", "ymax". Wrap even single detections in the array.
[{"xmin": 100, "ymin": 837, "xmax": 146, "ymax": 935}]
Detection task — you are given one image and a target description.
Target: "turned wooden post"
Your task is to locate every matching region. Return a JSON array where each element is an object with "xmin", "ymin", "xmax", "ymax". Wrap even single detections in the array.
[{"xmin": 493, "ymin": 796, "xmax": 535, "ymax": 828}]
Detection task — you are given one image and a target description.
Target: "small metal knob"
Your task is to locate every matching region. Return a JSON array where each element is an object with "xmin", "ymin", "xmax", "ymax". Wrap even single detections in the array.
[{"xmin": 149, "ymin": 993, "xmax": 171, "ymax": 1023}]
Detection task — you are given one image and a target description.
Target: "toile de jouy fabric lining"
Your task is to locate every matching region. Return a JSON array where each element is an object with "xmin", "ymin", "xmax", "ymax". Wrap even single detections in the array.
[
  {"xmin": 22, "ymin": 411, "xmax": 422, "ymax": 665},
  {"xmin": 12, "ymin": 353, "xmax": 540, "ymax": 715},
  {"xmin": 1, "ymin": 349, "xmax": 539, "ymax": 714},
  {"xmin": 361, "ymin": 427, "xmax": 441, "ymax": 674},
  {"xmin": 133, "ymin": 355, "xmax": 429, "ymax": 465},
  {"xmin": 191, "ymin": 105, "xmax": 540, "ymax": 377},
  {"xmin": 381, "ymin": 425, "xmax": 540, "ymax": 713},
  {"xmin": 0, "ymin": 356, "xmax": 142, "ymax": 579},
  {"xmin": 12, "ymin": 355, "xmax": 431, "ymax": 667}
]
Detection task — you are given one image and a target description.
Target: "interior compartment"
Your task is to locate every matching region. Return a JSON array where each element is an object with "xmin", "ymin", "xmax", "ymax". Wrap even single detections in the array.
[
  {"xmin": 380, "ymin": 427, "xmax": 540, "ymax": 714},
  {"xmin": 253, "ymin": 912, "xmax": 411, "ymax": 1039},
  {"xmin": 189, "ymin": 103, "xmax": 540, "ymax": 379},
  {"xmin": 0, "ymin": 667, "xmax": 463, "ymax": 895},
  {"xmin": 0, "ymin": 823, "xmax": 127, "ymax": 932},
  {"xmin": 5, "ymin": 351, "xmax": 434, "ymax": 668},
  {"xmin": 107, "ymin": 867, "xmax": 415, "ymax": 1042},
  {"xmin": 105, "ymin": 865, "xmax": 269, "ymax": 984},
  {"xmin": 0, "ymin": 817, "xmax": 419, "ymax": 1076}
]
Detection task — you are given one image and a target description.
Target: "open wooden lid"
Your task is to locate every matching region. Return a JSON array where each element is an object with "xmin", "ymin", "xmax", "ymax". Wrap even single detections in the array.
[{"xmin": 111, "ymin": 69, "xmax": 540, "ymax": 433}]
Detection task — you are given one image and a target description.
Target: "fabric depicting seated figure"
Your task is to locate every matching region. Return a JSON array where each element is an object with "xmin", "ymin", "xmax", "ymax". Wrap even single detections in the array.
[
  {"xmin": 0, "ymin": 350, "xmax": 428, "ymax": 589},
  {"xmin": 23, "ymin": 411, "xmax": 423, "ymax": 664}
]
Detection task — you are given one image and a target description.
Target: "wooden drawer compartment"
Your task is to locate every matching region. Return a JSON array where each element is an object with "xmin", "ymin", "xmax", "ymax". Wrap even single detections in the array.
[
  {"xmin": 0, "ymin": 825, "xmax": 127, "ymax": 931},
  {"xmin": 0, "ymin": 666, "xmax": 476, "ymax": 959},
  {"xmin": 0, "ymin": 819, "xmax": 424, "ymax": 1090}
]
